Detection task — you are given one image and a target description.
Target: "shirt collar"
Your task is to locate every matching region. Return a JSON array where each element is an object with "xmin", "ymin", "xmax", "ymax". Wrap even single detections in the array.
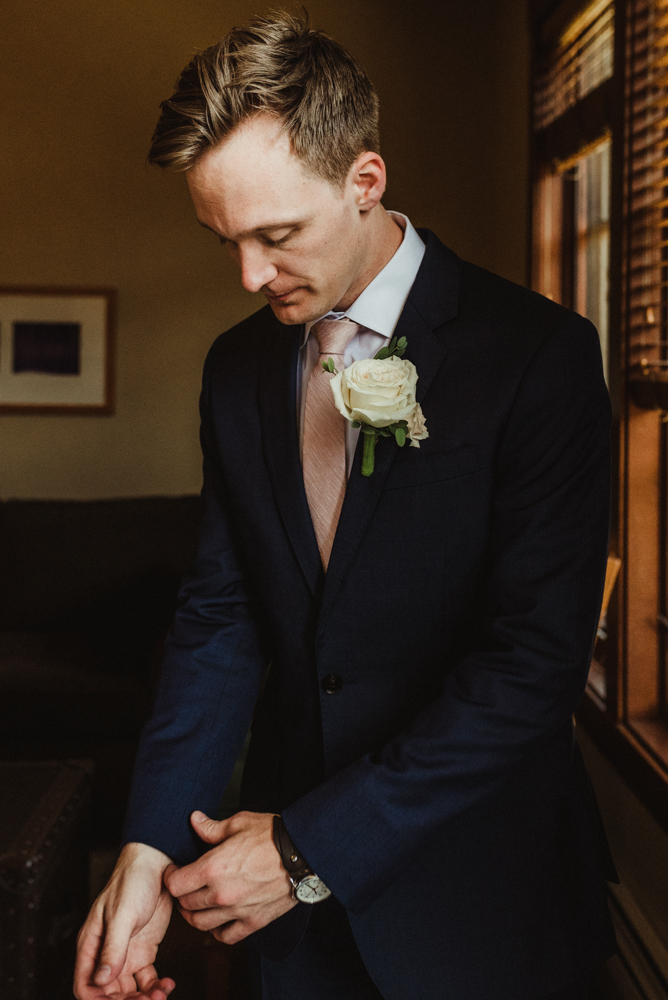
[{"xmin": 301, "ymin": 211, "xmax": 426, "ymax": 346}]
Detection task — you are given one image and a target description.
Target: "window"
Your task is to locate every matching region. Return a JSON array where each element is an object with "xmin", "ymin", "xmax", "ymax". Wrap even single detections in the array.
[{"xmin": 531, "ymin": 0, "xmax": 668, "ymax": 819}]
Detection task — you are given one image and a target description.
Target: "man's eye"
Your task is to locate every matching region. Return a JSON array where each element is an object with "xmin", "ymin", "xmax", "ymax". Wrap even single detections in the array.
[{"xmin": 264, "ymin": 232, "xmax": 293, "ymax": 247}]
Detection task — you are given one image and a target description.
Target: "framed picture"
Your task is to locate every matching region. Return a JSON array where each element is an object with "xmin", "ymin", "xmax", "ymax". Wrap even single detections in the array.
[{"xmin": 0, "ymin": 286, "xmax": 115, "ymax": 414}]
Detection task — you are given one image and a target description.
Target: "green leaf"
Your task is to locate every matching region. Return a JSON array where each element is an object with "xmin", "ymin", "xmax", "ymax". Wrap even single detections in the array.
[
  {"xmin": 376, "ymin": 335, "xmax": 408, "ymax": 361},
  {"xmin": 351, "ymin": 420, "xmax": 361, "ymax": 428},
  {"xmin": 395, "ymin": 426, "xmax": 406, "ymax": 447},
  {"xmin": 379, "ymin": 428, "xmax": 392, "ymax": 437},
  {"xmin": 360, "ymin": 424, "xmax": 377, "ymax": 436}
]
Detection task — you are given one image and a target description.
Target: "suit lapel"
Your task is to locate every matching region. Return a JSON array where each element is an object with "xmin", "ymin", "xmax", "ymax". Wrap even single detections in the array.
[
  {"xmin": 258, "ymin": 319, "xmax": 322, "ymax": 596},
  {"xmin": 319, "ymin": 231, "xmax": 462, "ymax": 621}
]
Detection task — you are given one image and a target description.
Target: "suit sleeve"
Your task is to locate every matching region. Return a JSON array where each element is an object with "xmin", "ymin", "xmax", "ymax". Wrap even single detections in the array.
[
  {"xmin": 122, "ymin": 351, "xmax": 269, "ymax": 864},
  {"xmin": 281, "ymin": 312, "xmax": 612, "ymax": 912}
]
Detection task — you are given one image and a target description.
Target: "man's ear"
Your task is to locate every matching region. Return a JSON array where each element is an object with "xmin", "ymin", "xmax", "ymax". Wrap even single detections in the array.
[{"xmin": 350, "ymin": 151, "xmax": 387, "ymax": 212}]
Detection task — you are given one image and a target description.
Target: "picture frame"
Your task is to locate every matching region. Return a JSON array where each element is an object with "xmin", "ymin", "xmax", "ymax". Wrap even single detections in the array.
[{"xmin": 0, "ymin": 286, "xmax": 115, "ymax": 414}]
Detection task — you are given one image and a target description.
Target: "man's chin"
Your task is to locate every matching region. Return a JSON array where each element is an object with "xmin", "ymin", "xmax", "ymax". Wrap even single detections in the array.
[{"xmin": 266, "ymin": 296, "xmax": 320, "ymax": 326}]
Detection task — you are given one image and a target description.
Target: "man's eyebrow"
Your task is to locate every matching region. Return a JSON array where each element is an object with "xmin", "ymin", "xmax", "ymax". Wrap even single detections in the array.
[{"xmin": 196, "ymin": 219, "xmax": 302, "ymax": 239}]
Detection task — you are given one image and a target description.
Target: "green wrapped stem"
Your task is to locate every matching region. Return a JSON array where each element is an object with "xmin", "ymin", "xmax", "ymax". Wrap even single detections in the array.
[{"xmin": 361, "ymin": 429, "xmax": 377, "ymax": 477}]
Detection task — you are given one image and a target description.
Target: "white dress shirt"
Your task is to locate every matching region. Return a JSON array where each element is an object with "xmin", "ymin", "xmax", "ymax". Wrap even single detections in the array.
[{"xmin": 298, "ymin": 211, "xmax": 426, "ymax": 474}]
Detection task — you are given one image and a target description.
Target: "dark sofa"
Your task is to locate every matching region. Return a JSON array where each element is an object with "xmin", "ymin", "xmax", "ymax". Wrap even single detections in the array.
[{"xmin": 0, "ymin": 496, "xmax": 201, "ymax": 843}]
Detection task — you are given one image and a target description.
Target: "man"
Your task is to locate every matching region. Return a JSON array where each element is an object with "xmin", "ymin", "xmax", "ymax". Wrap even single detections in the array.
[{"xmin": 74, "ymin": 11, "xmax": 616, "ymax": 1000}]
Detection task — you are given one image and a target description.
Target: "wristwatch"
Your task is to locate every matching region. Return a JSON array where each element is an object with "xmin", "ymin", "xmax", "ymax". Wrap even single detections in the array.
[{"xmin": 272, "ymin": 815, "xmax": 332, "ymax": 904}]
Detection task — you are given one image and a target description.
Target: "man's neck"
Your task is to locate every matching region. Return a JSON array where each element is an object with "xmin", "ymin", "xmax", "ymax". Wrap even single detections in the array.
[{"xmin": 334, "ymin": 207, "xmax": 404, "ymax": 312}]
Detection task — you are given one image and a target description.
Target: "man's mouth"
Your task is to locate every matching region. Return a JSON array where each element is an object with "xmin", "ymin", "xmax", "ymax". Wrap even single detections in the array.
[{"xmin": 266, "ymin": 287, "xmax": 302, "ymax": 303}]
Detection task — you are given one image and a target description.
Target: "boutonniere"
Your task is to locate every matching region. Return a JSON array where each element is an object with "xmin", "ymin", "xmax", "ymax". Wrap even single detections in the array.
[{"xmin": 322, "ymin": 336, "xmax": 429, "ymax": 477}]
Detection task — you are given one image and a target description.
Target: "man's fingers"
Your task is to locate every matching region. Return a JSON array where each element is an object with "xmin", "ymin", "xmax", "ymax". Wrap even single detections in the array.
[
  {"xmin": 212, "ymin": 919, "xmax": 252, "ymax": 945},
  {"xmin": 176, "ymin": 885, "xmax": 221, "ymax": 911},
  {"xmin": 118, "ymin": 970, "xmax": 143, "ymax": 995},
  {"xmin": 190, "ymin": 810, "xmax": 227, "ymax": 844},
  {"xmin": 163, "ymin": 864, "xmax": 179, "ymax": 883},
  {"xmin": 164, "ymin": 812, "xmax": 234, "ymax": 900},
  {"xmin": 135, "ymin": 965, "xmax": 176, "ymax": 998},
  {"xmin": 163, "ymin": 857, "xmax": 208, "ymax": 899},
  {"xmin": 145, "ymin": 984, "xmax": 174, "ymax": 1000},
  {"xmin": 180, "ymin": 903, "xmax": 233, "ymax": 931}
]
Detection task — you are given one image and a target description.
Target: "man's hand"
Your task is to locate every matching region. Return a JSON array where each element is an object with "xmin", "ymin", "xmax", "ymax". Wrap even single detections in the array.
[
  {"xmin": 74, "ymin": 842, "xmax": 175, "ymax": 1000},
  {"xmin": 164, "ymin": 810, "xmax": 296, "ymax": 944}
]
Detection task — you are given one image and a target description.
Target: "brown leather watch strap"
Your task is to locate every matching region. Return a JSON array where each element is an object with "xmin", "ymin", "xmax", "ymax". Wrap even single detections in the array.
[{"xmin": 272, "ymin": 814, "xmax": 313, "ymax": 883}]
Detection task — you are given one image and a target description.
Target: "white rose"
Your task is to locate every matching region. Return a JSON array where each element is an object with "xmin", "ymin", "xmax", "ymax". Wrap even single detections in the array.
[
  {"xmin": 330, "ymin": 355, "xmax": 419, "ymax": 428},
  {"xmin": 406, "ymin": 402, "xmax": 429, "ymax": 448}
]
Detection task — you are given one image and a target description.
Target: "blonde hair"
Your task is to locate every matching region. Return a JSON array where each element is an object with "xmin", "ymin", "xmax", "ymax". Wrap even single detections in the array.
[{"xmin": 148, "ymin": 9, "xmax": 380, "ymax": 186}]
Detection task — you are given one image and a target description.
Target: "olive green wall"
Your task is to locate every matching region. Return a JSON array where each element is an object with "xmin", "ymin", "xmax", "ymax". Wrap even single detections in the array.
[{"xmin": 1, "ymin": 0, "xmax": 529, "ymax": 499}]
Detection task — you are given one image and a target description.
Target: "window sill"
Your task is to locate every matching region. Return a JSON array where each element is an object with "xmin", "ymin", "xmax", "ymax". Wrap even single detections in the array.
[{"xmin": 577, "ymin": 689, "xmax": 668, "ymax": 834}]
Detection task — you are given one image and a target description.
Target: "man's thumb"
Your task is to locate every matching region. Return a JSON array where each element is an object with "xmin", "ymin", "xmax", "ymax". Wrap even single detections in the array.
[
  {"xmin": 191, "ymin": 810, "xmax": 225, "ymax": 843},
  {"xmin": 94, "ymin": 922, "xmax": 130, "ymax": 986}
]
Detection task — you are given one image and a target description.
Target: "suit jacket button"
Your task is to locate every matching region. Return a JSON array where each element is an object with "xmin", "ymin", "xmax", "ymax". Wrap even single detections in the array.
[{"xmin": 321, "ymin": 673, "xmax": 343, "ymax": 694}]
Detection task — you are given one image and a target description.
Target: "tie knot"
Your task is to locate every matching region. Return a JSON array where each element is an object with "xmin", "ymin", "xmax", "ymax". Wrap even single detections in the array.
[{"xmin": 312, "ymin": 317, "xmax": 359, "ymax": 357}]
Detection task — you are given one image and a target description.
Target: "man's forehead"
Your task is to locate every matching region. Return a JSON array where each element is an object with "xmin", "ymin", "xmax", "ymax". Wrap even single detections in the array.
[
  {"xmin": 193, "ymin": 115, "xmax": 299, "ymax": 181},
  {"xmin": 187, "ymin": 141, "xmax": 334, "ymax": 231}
]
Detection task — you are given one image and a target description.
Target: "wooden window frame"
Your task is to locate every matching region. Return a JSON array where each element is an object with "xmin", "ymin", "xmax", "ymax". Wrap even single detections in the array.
[{"xmin": 530, "ymin": 0, "xmax": 668, "ymax": 834}]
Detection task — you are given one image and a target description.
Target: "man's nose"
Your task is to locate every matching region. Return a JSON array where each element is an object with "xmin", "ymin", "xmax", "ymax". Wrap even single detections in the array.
[{"xmin": 237, "ymin": 247, "xmax": 278, "ymax": 293}]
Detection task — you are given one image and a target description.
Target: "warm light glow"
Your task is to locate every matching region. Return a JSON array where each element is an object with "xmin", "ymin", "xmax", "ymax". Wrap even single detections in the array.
[
  {"xmin": 555, "ymin": 131, "xmax": 612, "ymax": 173},
  {"xmin": 534, "ymin": 2, "xmax": 614, "ymax": 130},
  {"xmin": 533, "ymin": 137, "xmax": 611, "ymax": 385},
  {"xmin": 575, "ymin": 140, "xmax": 611, "ymax": 385},
  {"xmin": 560, "ymin": 0, "xmax": 613, "ymax": 47}
]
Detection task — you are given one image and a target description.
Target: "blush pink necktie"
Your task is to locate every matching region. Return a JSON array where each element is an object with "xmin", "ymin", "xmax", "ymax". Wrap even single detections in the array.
[{"xmin": 303, "ymin": 318, "xmax": 359, "ymax": 570}]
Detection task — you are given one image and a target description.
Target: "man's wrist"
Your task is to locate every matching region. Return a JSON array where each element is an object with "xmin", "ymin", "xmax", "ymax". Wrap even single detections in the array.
[{"xmin": 120, "ymin": 841, "xmax": 173, "ymax": 873}]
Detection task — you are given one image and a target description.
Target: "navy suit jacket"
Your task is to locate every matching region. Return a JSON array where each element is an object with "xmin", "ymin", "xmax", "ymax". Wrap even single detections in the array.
[{"xmin": 124, "ymin": 231, "xmax": 616, "ymax": 999}]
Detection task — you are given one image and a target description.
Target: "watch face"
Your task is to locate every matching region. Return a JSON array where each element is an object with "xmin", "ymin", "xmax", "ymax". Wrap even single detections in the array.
[{"xmin": 295, "ymin": 875, "xmax": 332, "ymax": 904}]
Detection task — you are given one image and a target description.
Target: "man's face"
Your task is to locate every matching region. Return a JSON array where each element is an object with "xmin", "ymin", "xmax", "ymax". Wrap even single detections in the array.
[{"xmin": 186, "ymin": 114, "xmax": 370, "ymax": 325}]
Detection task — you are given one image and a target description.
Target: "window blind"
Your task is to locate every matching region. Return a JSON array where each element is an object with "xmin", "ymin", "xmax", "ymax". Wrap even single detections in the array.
[
  {"xmin": 625, "ymin": 0, "xmax": 668, "ymax": 400},
  {"xmin": 534, "ymin": 0, "xmax": 615, "ymax": 130}
]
